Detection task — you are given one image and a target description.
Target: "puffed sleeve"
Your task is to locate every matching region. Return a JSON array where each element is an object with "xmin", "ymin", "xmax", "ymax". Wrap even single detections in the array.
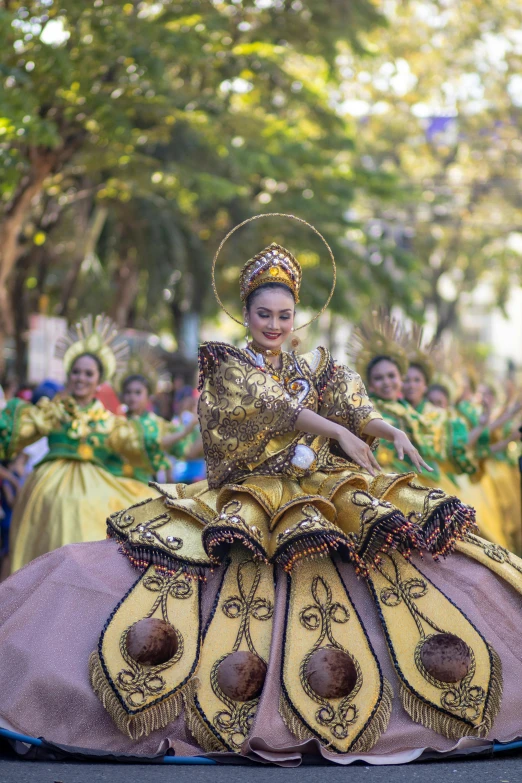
[
  {"xmin": 316, "ymin": 350, "xmax": 383, "ymax": 443},
  {"xmin": 107, "ymin": 415, "xmax": 169, "ymax": 473},
  {"xmin": 198, "ymin": 342, "xmax": 303, "ymax": 488},
  {"xmin": 0, "ymin": 397, "xmax": 68, "ymax": 460},
  {"xmin": 447, "ymin": 413, "xmax": 476, "ymax": 476}
]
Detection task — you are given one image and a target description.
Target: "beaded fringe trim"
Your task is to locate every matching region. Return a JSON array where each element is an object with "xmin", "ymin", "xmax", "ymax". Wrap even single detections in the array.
[
  {"xmin": 400, "ymin": 645, "xmax": 502, "ymax": 741},
  {"xmin": 184, "ymin": 686, "xmax": 228, "ymax": 752},
  {"xmin": 423, "ymin": 499, "xmax": 478, "ymax": 560},
  {"xmin": 89, "ymin": 651, "xmax": 197, "ymax": 741},
  {"xmin": 108, "ymin": 528, "xmax": 208, "ymax": 581},
  {"xmin": 356, "ymin": 510, "xmax": 426, "ymax": 574},
  {"xmin": 278, "ymin": 678, "xmax": 393, "ymax": 754}
]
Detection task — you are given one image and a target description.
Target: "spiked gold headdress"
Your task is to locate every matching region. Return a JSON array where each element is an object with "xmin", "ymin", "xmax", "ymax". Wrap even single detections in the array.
[
  {"xmin": 348, "ymin": 311, "xmax": 409, "ymax": 383},
  {"xmin": 119, "ymin": 344, "xmax": 167, "ymax": 393},
  {"xmin": 405, "ymin": 324, "xmax": 438, "ymax": 385},
  {"xmin": 212, "ymin": 213, "xmax": 336, "ymax": 330},
  {"xmin": 239, "ymin": 242, "xmax": 302, "ymax": 302},
  {"xmin": 55, "ymin": 314, "xmax": 129, "ymax": 381}
]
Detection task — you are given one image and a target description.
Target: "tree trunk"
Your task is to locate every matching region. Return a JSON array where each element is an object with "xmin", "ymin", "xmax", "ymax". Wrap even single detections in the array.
[
  {"xmin": 9, "ymin": 253, "xmax": 33, "ymax": 385},
  {"xmin": 110, "ymin": 251, "xmax": 140, "ymax": 327},
  {"xmin": 0, "ymin": 148, "xmax": 59, "ymax": 338},
  {"xmin": 56, "ymin": 204, "xmax": 107, "ymax": 318}
]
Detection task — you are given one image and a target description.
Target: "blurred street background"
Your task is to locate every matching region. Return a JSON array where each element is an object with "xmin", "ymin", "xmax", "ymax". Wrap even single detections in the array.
[{"xmin": 1, "ymin": 0, "xmax": 522, "ymax": 393}]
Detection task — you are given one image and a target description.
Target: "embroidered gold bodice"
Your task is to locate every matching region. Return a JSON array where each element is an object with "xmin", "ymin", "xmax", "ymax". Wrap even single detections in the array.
[{"xmin": 198, "ymin": 341, "xmax": 382, "ymax": 489}]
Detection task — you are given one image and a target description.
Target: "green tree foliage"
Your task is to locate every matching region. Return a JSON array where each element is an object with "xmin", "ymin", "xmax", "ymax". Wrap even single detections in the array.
[
  {"xmin": 0, "ymin": 0, "xmax": 422, "ymax": 375},
  {"xmin": 338, "ymin": 0, "xmax": 522, "ymax": 337}
]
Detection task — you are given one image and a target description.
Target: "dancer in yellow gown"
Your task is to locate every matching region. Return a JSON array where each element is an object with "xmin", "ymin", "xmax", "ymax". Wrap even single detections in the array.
[
  {"xmin": 3, "ymin": 215, "xmax": 522, "ymax": 766},
  {"xmin": 477, "ymin": 382, "xmax": 522, "ymax": 553},
  {"xmin": 1, "ymin": 316, "xmax": 160, "ymax": 572}
]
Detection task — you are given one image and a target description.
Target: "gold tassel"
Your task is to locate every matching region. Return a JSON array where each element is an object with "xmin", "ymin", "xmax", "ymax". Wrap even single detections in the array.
[
  {"xmin": 279, "ymin": 691, "xmax": 315, "ymax": 742},
  {"xmin": 400, "ymin": 645, "xmax": 502, "ymax": 740},
  {"xmin": 89, "ymin": 651, "xmax": 195, "ymax": 740},
  {"xmin": 184, "ymin": 678, "xmax": 228, "ymax": 752},
  {"xmin": 279, "ymin": 679, "xmax": 394, "ymax": 754},
  {"xmin": 350, "ymin": 678, "xmax": 394, "ymax": 753}
]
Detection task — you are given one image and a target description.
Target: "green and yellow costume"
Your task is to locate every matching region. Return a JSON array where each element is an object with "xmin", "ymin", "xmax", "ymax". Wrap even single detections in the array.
[
  {"xmin": 123, "ymin": 410, "xmax": 173, "ymax": 483},
  {"xmin": 0, "ymin": 396, "xmax": 162, "ymax": 572}
]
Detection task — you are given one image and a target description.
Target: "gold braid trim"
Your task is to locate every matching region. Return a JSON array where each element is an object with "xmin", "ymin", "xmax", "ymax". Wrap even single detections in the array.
[
  {"xmin": 279, "ymin": 679, "xmax": 394, "ymax": 754},
  {"xmin": 184, "ymin": 681, "xmax": 228, "ymax": 752},
  {"xmin": 400, "ymin": 644, "xmax": 502, "ymax": 741},
  {"xmin": 89, "ymin": 651, "xmax": 196, "ymax": 740}
]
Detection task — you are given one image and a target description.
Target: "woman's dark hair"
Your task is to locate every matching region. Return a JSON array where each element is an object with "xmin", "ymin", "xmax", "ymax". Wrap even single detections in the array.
[
  {"xmin": 427, "ymin": 383, "xmax": 450, "ymax": 401},
  {"xmin": 409, "ymin": 362, "xmax": 429, "ymax": 385},
  {"xmin": 121, "ymin": 374, "xmax": 152, "ymax": 395},
  {"xmin": 245, "ymin": 281, "xmax": 295, "ymax": 312},
  {"xmin": 70, "ymin": 352, "xmax": 104, "ymax": 382},
  {"xmin": 366, "ymin": 355, "xmax": 401, "ymax": 382}
]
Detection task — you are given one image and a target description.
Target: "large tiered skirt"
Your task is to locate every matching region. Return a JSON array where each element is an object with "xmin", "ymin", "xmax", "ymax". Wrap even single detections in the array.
[
  {"xmin": 8, "ymin": 459, "xmax": 159, "ymax": 573},
  {"xmin": 1, "ymin": 469, "xmax": 522, "ymax": 765}
]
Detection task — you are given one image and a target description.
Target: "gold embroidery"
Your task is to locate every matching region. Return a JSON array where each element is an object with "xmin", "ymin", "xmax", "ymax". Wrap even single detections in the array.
[
  {"xmin": 281, "ymin": 557, "xmax": 392, "ymax": 753},
  {"xmin": 90, "ymin": 564, "xmax": 201, "ymax": 739},
  {"xmin": 185, "ymin": 547, "xmax": 274, "ymax": 752},
  {"xmin": 368, "ymin": 551, "xmax": 502, "ymax": 739},
  {"xmin": 116, "ymin": 570, "xmax": 190, "ymax": 708}
]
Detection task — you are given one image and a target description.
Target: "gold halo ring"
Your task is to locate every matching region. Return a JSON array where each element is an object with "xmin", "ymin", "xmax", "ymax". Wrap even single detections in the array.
[{"xmin": 211, "ymin": 212, "xmax": 337, "ymax": 330}]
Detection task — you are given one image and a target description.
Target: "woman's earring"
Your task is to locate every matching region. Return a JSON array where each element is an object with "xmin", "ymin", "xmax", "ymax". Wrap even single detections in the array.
[{"xmin": 243, "ymin": 320, "xmax": 249, "ymax": 346}]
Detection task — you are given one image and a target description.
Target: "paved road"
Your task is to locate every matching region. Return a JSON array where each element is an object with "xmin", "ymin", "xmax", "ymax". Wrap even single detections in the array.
[{"xmin": 1, "ymin": 753, "xmax": 522, "ymax": 783}]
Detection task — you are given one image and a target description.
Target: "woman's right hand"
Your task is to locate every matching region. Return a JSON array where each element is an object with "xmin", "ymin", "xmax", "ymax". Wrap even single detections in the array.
[{"xmin": 336, "ymin": 428, "xmax": 382, "ymax": 477}]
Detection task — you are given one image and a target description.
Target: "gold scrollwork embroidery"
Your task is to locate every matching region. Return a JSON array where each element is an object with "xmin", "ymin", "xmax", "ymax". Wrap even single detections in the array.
[
  {"xmin": 276, "ymin": 503, "xmax": 329, "ymax": 545},
  {"xmin": 375, "ymin": 556, "xmax": 486, "ymax": 721},
  {"xmin": 214, "ymin": 499, "xmax": 263, "ymax": 542},
  {"xmin": 209, "ymin": 559, "xmax": 273, "ymax": 750},
  {"xmin": 116, "ymin": 569, "xmax": 192, "ymax": 708},
  {"xmin": 132, "ymin": 513, "xmax": 183, "ymax": 552},
  {"xmin": 299, "ymin": 575, "xmax": 362, "ymax": 740}
]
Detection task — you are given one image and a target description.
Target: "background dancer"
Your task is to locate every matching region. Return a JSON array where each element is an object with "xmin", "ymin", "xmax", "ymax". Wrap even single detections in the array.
[{"xmin": 0, "ymin": 316, "xmax": 163, "ymax": 573}]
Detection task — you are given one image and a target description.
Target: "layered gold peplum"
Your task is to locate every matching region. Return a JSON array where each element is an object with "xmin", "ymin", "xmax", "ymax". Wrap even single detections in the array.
[{"xmin": 89, "ymin": 341, "xmax": 518, "ymax": 757}]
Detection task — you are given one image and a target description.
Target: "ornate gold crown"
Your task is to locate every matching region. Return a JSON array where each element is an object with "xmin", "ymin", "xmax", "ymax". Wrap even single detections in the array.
[
  {"xmin": 348, "ymin": 311, "xmax": 409, "ymax": 382},
  {"xmin": 239, "ymin": 242, "xmax": 302, "ymax": 303},
  {"xmin": 55, "ymin": 314, "xmax": 129, "ymax": 382}
]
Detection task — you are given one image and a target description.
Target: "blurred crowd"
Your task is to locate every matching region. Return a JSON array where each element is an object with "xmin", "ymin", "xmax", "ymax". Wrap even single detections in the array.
[{"xmin": 0, "ymin": 370, "xmax": 204, "ymax": 567}]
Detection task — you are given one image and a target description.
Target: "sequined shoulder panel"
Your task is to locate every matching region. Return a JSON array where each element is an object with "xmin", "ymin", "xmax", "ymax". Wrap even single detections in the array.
[{"xmin": 198, "ymin": 342, "xmax": 259, "ymax": 389}]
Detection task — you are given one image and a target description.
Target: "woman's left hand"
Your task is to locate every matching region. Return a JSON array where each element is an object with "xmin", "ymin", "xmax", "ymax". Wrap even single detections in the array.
[{"xmin": 393, "ymin": 430, "xmax": 433, "ymax": 473}]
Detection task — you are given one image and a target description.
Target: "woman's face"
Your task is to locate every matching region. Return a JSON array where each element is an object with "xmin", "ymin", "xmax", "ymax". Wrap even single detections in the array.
[
  {"xmin": 368, "ymin": 359, "xmax": 403, "ymax": 401},
  {"xmin": 427, "ymin": 387, "xmax": 449, "ymax": 409},
  {"xmin": 403, "ymin": 365, "xmax": 428, "ymax": 408},
  {"xmin": 68, "ymin": 355, "xmax": 101, "ymax": 403},
  {"xmin": 243, "ymin": 288, "xmax": 295, "ymax": 352},
  {"xmin": 122, "ymin": 380, "xmax": 149, "ymax": 415}
]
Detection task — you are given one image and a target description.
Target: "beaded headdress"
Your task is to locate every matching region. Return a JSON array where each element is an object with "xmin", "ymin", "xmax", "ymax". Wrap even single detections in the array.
[
  {"xmin": 212, "ymin": 213, "xmax": 336, "ymax": 330},
  {"xmin": 239, "ymin": 242, "xmax": 302, "ymax": 303},
  {"xmin": 348, "ymin": 311, "xmax": 409, "ymax": 383},
  {"xmin": 55, "ymin": 314, "xmax": 129, "ymax": 382}
]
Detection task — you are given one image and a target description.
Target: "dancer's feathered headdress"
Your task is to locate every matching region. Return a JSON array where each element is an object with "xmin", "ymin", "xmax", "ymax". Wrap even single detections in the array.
[
  {"xmin": 405, "ymin": 324, "xmax": 439, "ymax": 385},
  {"xmin": 348, "ymin": 311, "xmax": 409, "ymax": 382},
  {"xmin": 55, "ymin": 314, "xmax": 129, "ymax": 381}
]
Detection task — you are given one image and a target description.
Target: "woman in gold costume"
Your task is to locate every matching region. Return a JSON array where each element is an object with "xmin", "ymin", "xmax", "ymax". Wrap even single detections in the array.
[
  {"xmin": 0, "ymin": 316, "xmax": 163, "ymax": 572},
  {"xmin": 1, "ymin": 216, "xmax": 522, "ymax": 766}
]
